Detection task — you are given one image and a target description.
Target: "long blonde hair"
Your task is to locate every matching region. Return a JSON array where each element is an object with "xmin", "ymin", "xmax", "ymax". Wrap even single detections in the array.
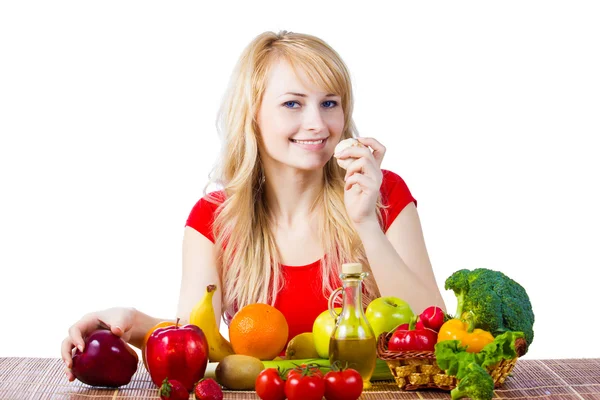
[{"xmin": 207, "ymin": 31, "xmax": 383, "ymax": 322}]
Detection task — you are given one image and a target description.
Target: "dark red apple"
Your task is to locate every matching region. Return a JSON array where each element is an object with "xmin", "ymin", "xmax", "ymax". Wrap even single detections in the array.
[
  {"xmin": 146, "ymin": 321, "xmax": 209, "ymax": 392},
  {"xmin": 71, "ymin": 329, "xmax": 138, "ymax": 387}
]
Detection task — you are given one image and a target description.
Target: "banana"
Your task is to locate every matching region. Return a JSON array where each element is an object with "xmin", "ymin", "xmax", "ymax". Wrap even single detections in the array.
[{"xmin": 189, "ymin": 284, "xmax": 235, "ymax": 362}]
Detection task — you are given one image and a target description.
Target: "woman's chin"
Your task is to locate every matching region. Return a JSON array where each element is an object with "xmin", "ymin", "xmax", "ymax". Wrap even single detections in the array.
[{"xmin": 294, "ymin": 159, "xmax": 330, "ymax": 172}]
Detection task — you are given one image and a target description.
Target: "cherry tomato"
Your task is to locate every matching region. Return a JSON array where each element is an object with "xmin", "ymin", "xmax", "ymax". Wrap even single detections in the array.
[
  {"xmin": 287, "ymin": 364, "xmax": 324, "ymax": 379},
  {"xmin": 324, "ymin": 368, "xmax": 363, "ymax": 400},
  {"xmin": 255, "ymin": 368, "xmax": 286, "ymax": 400},
  {"xmin": 285, "ymin": 367, "xmax": 325, "ymax": 400}
]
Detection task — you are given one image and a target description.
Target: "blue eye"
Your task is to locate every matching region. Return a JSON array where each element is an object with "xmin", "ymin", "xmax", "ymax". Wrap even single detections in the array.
[
  {"xmin": 283, "ymin": 101, "xmax": 300, "ymax": 108},
  {"xmin": 283, "ymin": 100, "xmax": 338, "ymax": 109}
]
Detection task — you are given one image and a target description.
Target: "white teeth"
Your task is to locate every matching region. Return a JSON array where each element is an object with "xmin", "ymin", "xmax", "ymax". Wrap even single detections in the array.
[{"xmin": 293, "ymin": 139, "xmax": 325, "ymax": 144}]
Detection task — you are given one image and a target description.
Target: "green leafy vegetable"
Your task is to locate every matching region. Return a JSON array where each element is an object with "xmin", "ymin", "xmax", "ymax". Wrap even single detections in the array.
[{"xmin": 435, "ymin": 331, "xmax": 525, "ymax": 400}]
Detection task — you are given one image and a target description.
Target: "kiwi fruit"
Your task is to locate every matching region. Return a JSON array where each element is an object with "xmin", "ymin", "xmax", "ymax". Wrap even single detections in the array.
[{"xmin": 215, "ymin": 354, "xmax": 265, "ymax": 390}]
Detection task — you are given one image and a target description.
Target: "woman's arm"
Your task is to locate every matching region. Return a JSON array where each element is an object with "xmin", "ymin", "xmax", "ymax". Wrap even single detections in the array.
[
  {"xmin": 356, "ymin": 202, "xmax": 446, "ymax": 314},
  {"xmin": 176, "ymin": 226, "xmax": 222, "ymax": 326},
  {"xmin": 127, "ymin": 227, "xmax": 221, "ymax": 347},
  {"xmin": 127, "ymin": 310, "xmax": 164, "ymax": 349}
]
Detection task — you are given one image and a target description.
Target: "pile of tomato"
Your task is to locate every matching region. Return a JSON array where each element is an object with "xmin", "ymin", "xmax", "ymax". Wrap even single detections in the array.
[{"xmin": 255, "ymin": 363, "xmax": 363, "ymax": 400}]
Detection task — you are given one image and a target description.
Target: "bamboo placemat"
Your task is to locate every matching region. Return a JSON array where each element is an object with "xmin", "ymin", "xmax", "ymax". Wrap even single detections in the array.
[{"xmin": 0, "ymin": 358, "xmax": 599, "ymax": 400}]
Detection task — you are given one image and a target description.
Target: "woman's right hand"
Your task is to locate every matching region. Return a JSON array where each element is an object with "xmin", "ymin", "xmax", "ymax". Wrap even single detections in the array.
[{"xmin": 61, "ymin": 307, "xmax": 137, "ymax": 382}]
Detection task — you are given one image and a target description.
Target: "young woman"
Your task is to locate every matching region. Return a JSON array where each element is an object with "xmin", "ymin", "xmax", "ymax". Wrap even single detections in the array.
[{"xmin": 61, "ymin": 30, "xmax": 446, "ymax": 381}]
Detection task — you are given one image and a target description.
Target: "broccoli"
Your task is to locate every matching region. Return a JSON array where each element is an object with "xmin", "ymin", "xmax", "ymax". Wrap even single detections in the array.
[
  {"xmin": 445, "ymin": 268, "xmax": 534, "ymax": 352},
  {"xmin": 450, "ymin": 362, "xmax": 495, "ymax": 400}
]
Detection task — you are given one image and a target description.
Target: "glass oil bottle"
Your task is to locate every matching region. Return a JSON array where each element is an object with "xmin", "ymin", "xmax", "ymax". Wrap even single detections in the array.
[{"xmin": 328, "ymin": 262, "xmax": 377, "ymax": 389}]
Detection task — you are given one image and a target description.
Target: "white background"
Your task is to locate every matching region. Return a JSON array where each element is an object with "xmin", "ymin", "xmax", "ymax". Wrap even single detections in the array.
[{"xmin": 1, "ymin": 1, "xmax": 599, "ymax": 362}]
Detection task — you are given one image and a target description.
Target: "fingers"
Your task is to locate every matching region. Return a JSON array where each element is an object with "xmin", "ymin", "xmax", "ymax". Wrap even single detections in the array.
[
  {"xmin": 64, "ymin": 312, "xmax": 103, "ymax": 359},
  {"xmin": 344, "ymin": 157, "xmax": 379, "ymax": 181},
  {"xmin": 64, "ymin": 365, "xmax": 76, "ymax": 382},
  {"xmin": 61, "ymin": 336, "xmax": 78, "ymax": 382},
  {"xmin": 67, "ymin": 318, "xmax": 94, "ymax": 353},
  {"xmin": 335, "ymin": 143, "xmax": 372, "ymax": 161},
  {"xmin": 61, "ymin": 336, "xmax": 75, "ymax": 368},
  {"xmin": 356, "ymin": 137, "xmax": 386, "ymax": 166},
  {"xmin": 111, "ymin": 325, "xmax": 123, "ymax": 336},
  {"xmin": 336, "ymin": 145, "xmax": 375, "ymax": 177},
  {"xmin": 101, "ymin": 307, "xmax": 136, "ymax": 339},
  {"xmin": 62, "ymin": 313, "xmax": 99, "ymax": 381},
  {"xmin": 345, "ymin": 172, "xmax": 376, "ymax": 192},
  {"xmin": 65, "ymin": 330, "xmax": 83, "ymax": 355}
]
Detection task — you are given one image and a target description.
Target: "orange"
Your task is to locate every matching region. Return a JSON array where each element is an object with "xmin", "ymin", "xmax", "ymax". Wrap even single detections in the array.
[
  {"xmin": 229, "ymin": 303, "xmax": 289, "ymax": 360},
  {"xmin": 141, "ymin": 321, "xmax": 175, "ymax": 370}
]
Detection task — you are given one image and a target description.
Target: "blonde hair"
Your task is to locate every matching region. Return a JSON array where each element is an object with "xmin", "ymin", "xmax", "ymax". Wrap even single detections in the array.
[{"xmin": 207, "ymin": 31, "xmax": 384, "ymax": 322}]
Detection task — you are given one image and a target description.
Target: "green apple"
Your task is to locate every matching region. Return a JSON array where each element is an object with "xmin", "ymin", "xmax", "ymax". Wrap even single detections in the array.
[
  {"xmin": 365, "ymin": 297, "xmax": 414, "ymax": 339},
  {"xmin": 312, "ymin": 308, "xmax": 341, "ymax": 359}
]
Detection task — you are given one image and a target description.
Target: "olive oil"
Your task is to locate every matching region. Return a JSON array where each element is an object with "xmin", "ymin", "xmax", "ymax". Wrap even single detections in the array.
[
  {"xmin": 328, "ymin": 263, "xmax": 377, "ymax": 389},
  {"xmin": 329, "ymin": 336, "xmax": 377, "ymax": 384}
]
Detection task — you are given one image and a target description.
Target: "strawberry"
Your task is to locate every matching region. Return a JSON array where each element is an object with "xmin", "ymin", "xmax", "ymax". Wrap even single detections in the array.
[
  {"xmin": 194, "ymin": 378, "xmax": 223, "ymax": 400},
  {"xmin": 159, "ymin": 378, "xmax": 189, "ymax": 400}
]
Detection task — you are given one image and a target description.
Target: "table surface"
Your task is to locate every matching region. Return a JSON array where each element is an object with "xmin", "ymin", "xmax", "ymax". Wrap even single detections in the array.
[{"xmin": 0, "ymin": 357, "xmax": 599, "ymax": 400}]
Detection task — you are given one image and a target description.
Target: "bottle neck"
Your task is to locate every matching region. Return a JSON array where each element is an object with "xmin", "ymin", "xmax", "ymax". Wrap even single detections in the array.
[{"xmin": 341, "ymin": 277, "xmax": 364, "ymax": 313}]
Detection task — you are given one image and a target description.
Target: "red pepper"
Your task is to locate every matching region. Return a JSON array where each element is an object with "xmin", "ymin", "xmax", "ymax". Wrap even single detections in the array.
[{"xmin": 388, "ymin": 316, "xmax": 438, "ymax": 352}]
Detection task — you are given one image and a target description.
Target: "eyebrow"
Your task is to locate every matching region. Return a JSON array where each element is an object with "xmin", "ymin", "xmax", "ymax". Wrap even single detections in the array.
[{"xmin": 279, "ymin": 92, "xmax": 339, "ymax": 98}]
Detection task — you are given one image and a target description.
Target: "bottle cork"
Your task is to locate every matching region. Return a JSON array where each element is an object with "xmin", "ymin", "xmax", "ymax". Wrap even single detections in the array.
[{"xmin": 341, "ymin": 263, "xmax": 363, "ymax": 274}]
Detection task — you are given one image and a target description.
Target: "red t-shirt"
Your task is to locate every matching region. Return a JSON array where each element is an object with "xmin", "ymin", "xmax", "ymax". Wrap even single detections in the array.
[{"xmin": 185, "ymin": 169, "xmax": 416, "ymax": 345}]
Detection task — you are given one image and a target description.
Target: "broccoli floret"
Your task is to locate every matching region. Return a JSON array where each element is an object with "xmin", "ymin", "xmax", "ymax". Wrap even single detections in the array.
[
  {"xmin": 444, "ymin": 269, "xmax": 470, "ymax": 317},
  {"xmin": 451, "ymin": 363, "xmax": 495, "ymax": 400},
  {"xmin": 445, "ymin": 268, "xmax": 535, "ymax": 352}
]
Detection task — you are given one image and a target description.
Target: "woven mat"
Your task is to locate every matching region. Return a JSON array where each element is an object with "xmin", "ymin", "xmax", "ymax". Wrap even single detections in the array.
[{"xmin": 0, "ymin": 358, "xmax": 599, "ymax": 400}]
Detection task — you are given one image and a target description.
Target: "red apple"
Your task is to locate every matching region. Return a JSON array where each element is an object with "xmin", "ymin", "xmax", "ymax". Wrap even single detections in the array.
[
  {"xmin": 71, "ymin": 330, "xmax": 138, "ymax": 387},
  {"xmin": 146, "ymin": 320, "xmax": 209, "ymax": 392}
]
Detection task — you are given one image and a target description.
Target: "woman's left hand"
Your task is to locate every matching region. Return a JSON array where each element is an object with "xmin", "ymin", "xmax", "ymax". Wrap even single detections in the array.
[{"xmin": 335, "ymin": 137, "xmax": 386, "ymax": 227}]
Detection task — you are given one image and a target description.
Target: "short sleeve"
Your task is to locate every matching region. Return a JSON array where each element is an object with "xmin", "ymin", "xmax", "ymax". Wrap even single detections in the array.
[
  {"xmin": 380, "ymin": 169, "xmax": 417, "ymax": 232},
  {"xmin": 185, "ymin": 191, "xmax": 226, "ymax": 243}
]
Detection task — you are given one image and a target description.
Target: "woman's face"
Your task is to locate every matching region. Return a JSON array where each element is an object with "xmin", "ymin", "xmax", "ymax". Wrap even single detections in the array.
[{"xmin": 256, "ymin": 59, "xmax": 345, "ymax": 172}]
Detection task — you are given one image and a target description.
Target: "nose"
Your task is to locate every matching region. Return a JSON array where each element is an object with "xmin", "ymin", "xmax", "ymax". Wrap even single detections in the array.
[{"xmin": 302, "ymin": 104, "xmax": 327, "ymax": 133}]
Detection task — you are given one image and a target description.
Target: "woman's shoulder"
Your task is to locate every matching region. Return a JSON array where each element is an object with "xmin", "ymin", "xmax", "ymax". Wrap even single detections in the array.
[
  {"xmin": 185, "ymin": 190, "xmax": 227, "ymax": 243},
  {"xmin": 379, "ymin": 169, "xmax": 417, "ymax": 231},
  {"xmin": 202, "ymin": 190, "xmax": 227, "ymax": 205},
  {"xmin": 381, "ymin": 168, "xmax": 404, "ymax": 183},
  {"xmin": 189, "ymin": 190, "xmax": 226, "ymax": 213},
  {"xmin": 380, "ymin": 169, "xmax": 413, "ymax": 198}
]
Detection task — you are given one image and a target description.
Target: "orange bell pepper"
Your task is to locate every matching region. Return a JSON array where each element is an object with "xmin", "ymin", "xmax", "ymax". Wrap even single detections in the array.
[{"xmin": 437, "ymin": 314, "xmax": 494, "ymax": 353}]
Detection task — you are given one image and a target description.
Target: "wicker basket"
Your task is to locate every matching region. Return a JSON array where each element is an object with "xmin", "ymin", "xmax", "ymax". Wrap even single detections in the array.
[{"xmin": 376, "ymin": 332, "xmax": 521, "ymax": 391}]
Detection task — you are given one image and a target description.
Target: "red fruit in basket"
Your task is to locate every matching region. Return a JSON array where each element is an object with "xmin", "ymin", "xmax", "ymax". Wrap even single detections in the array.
[
  {"xmin": 146, "ymin": 320, "xmax": 209, "ymax": 392},
  {"xmin": 71, "ymin": 329, "xmax": 138, "ymax": 387},
  {"xmin": 159, "ymin": 378, "xmax": 189, "ymax": 400},
  {"xmin": 417, "ymin": 306, "xmax": 445, "ymax": 332},
  {"xmin": 194, "ymin": 378, "xmax": 223, "ymax": 400},
  {"xmin": 388, "ymin": 323, "xmax": 438, "ymax": 352}
]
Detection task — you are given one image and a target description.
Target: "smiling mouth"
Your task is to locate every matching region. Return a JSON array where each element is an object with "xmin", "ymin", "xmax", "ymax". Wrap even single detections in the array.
[{"xmin": 290, "ymin": 139, "xmax": 327, "ymax": 144}]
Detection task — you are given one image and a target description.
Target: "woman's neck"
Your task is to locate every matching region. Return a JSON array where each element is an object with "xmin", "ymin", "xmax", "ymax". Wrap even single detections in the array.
[{"xmin": 263, "ymin": 167, "xmax": 324, "ymax": 228}]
